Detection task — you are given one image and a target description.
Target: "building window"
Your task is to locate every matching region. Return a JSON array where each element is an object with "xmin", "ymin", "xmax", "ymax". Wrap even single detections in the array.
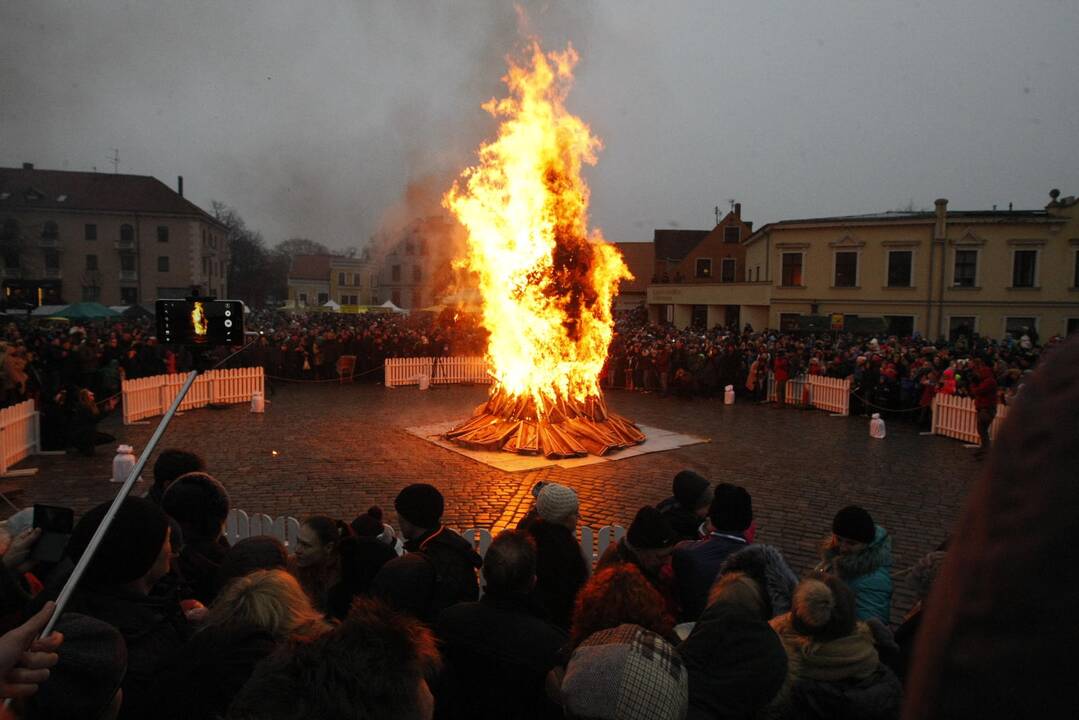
[
  {"xmin": 412, "ymin": 265, "xmax": 422, "ymax": 282},
  {"xmin": 1074, "ymin": 250, "xmax": 1079, "ymax": 288},
  {"xmin": 120, "ymin": 287, "xmax": 138, "ymax": 305},
  {"xmin": 42, "ymin": 221, "xmax": 58, "ymax": 239},
  {"xmin": 887, "ymin": 250, "xmax": 913, "ymax": 287},
  {"xmin": 317, "ymin": 292, "xmax": 329, "ymax": 305},
  {"xmin": 120, "ymin": 224, "xmax": 134, "ymax": 245},
  {"xmin": 781, "ymin": 253, "xmax": 803, "ymax": 287},
  {"xmin": 2, "ymin": 219, "xmax": 19, "ymax": 241},
  {"xmin": 85, "ymin": 224, "xmax": 97, "ymax": 241},
  {"xmin": 1068, "ymin": 318, "xmax": 1079, "ymax": 335},
  {"xmin": 721, "ymin": 258, "xmax": 736, "ymax": 282},
  {"xmin": 1012, "ymin": 249, "xmax": 1037, "ymax": 288},
  {"xmin": 82, "ymin": 286, "xmax": 101, "ymax": 302},
  {"xmin": 120, "ymin": 253, "xmax": 136, "ymax": 272},
  {"xmin": 691, "ymin": 305, "xmax": 708, "ymax": 328},
  {"xmin": 779, "ymin": 313, "xmax": 801, "ymax": 332},
  {"xmin": 948, "ymin": 316, "xmax": 976, "ymax": 342},
  {"xmin": 157, "ymin": 225, "xmax": 169, "ymax": 243},
  {"xmin": 834, "ymin": 251, "xmax": 858, "ymax": 287},
  {"xmin": 2, "ymin": 252, "xmax": 18, "ymax": 269},
  {"xmin": 391, "ymin": 265, "xmax": 401, "ymax": 282},
  {"xmin": 335, "ymin": 272, "xmax": 344, "ymax": 286},
  {"xmin": 299, "ymin": 292, "xmax": 308, "ymax": 305},
  {"xmin": 723, "ymin": 226, "xmax": 740, "ymax": 243},
  {"xmin": 1005, "ymin": 317, "xmax": 1037, "ymax": 338},
  {"xmin": 85, "ymin": 254, "xmax": 98, "ymax": 271},
  {"xmin": 695, "ymin": 259, "xmax": 712, "ymax": 279},
  {"xmin": 44, "ymin": 250, "xmax": 59, "ymax": 269},
  {"xmin": 953, "ymin": 249, "xmax": 977, "ymax": 287},
  {"xmin": 391, "ymin": 289, "xmax": 401, "ymax": 306},
  {"xmin": 157, "ymin": 256, "xmax": 169, "ymax": 272},
  {"xmin": 884, "ymin": 315, "xmax": 915, "ymax": 337},
  {"xmin": 755, "ymin": 265, "xmax": 760, "ymax": 281}
]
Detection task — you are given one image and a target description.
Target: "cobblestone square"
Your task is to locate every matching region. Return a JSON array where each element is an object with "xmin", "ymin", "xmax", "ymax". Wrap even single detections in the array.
[{"xmin": 7, "ymin": 383, "xmax": 981, "ymax": 621}]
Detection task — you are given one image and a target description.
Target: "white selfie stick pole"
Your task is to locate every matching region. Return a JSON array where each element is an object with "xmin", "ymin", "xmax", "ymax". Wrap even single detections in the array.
[{"xmin": 40, "ymin": 370, "xmax": 198, "ymax": 637}]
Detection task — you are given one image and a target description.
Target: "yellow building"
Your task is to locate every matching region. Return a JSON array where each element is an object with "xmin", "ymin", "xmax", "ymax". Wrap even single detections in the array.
[
  {"xmin": 329, "ymin": 254, "xmax": 377, "ymax": 307},
  {"xmin": 737, "ymin": 191, "xmax": 1079, "ymax": 340}
]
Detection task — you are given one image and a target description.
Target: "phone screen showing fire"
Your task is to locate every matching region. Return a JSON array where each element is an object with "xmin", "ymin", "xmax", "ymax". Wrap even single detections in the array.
[{"xmin": 156, "ymin": 299, "xmax": 245, "ymax": 346}]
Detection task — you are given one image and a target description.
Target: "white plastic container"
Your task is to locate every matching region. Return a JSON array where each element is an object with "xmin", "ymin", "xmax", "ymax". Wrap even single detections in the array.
[
  {"xmin": 724, "ymin": 385, "xmax": 735, "ymax": 405},
  {"xmin": 418, "ymin": 373, "xmax": 431, "ymax": 391},
  {"xmin": 870, "ymin": 413, "xmax": 887, "ymax": 439},
  {"xmin": 250, "ymin": 391, "xmax": 265, "ymax": 413},
  {"xmin": 112, "ymin": 445, "xmax": 138, "ymax": 484}
]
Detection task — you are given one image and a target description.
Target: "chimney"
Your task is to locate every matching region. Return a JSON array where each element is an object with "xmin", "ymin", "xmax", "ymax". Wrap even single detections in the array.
[
  {"xmin": 177, "ymin": 176, "xmax": 184, "ymax": 197},
  {"xmin": 933, "ymin": 198, "xmax": 948, "ymax": 240},
  {"xmin": 734, "ymin": 203, "xmax": 741, "ymax": 219},
  {"xmin": 21, "ymin": 163, "xmax": 33, "ymax": 170},
  {"xmin": 1008, "ymin": 202, "xmax": 1013, "ymax": 211}
]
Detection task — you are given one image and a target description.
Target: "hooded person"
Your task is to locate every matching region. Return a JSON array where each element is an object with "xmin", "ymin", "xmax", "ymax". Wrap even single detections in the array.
[
  {"xmin": 656, "ymin": 470, "xmax": 713, "ymax": 541},
  {"xmin": 63, "ymin": 497, "xmax": 192, "ymax": 720},
  {"xmin": 597, "ymin": 506, "xmax": 680, "ymax": 619},
  {"xmin": 813, "ymin": 506, "xmax": 893, "ymax": 623},
  {"xmin": 715, "ymin": 543, "xmax": 799, "ymax": 619},
  {"xmin": 371, "ymin": 483, "xmax": 481, "ymax": 621},
  {"xmin": 525, "ymin": 483, "xmax": 590, "ymax": 630},
  {"xmin": 679, "ymin": 572, "xmax": 788, "ymax": 720},
  {"xmin": 769, "ymin": 575, "xmax": 901, "ymax": 720},
  {"xmin": 161, "ymin": 471, "xmax": 231, "ymax": 605},
  {"xmin": 672, "ymin": 483, "xmax": 753, "ymax": 621}
]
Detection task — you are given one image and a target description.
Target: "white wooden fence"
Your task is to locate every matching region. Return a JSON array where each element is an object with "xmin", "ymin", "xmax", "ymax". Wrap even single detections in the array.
[
  {"xmin": 766, "ymin": 373, "xmax": 852, "ymax": 415},
  {"xmin": 931, "ymin": 394, "xmax": 1009, "ymax": 445},
  {"xmin": 122, "ymin": 367, "xmax": 265, "ymax": 424},
  {"xmin": 0, "ymin": 400, "xmax": 39, "ymax": 474},
  {"xmin": 384, "ymin": 356, "xmax": 490, "ymax": 388},
  {"xmin": 223, "ymin": 507, "xmax": 625, "ymax": 565}
]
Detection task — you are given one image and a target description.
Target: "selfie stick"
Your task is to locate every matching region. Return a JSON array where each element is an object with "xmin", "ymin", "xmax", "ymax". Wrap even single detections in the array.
[{"xmin": 37, "ymin": 370, "xmax": 199, "ymax": 639}]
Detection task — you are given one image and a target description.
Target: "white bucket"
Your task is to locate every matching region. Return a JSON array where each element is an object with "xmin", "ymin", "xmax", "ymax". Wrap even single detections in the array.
[
  {"xmin": 724, "ymin": 385, "xmax": 735, "ymax": 405},
  {"xmin": 251, "ymin": 391, "xmax": 265, "ymax": 413},
  {"xmin": 112, "ymin": 444, "xmax": 138, "ymax": 483},
  {"xmin": 418, "ymin": 374, "xmax": 430, "ymax": 391},
  {"xmin": 870, "ymin": 413, "xmax": 886, "ymax": 439}
]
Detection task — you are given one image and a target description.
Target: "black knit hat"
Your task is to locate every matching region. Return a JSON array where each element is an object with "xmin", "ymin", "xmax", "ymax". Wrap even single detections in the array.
[
  {"xmin": 672, "ymin": 470, "xmax": 710, "ymax": 509},
  {"xmin": 709, "ymin": 484, "xmax": 753, "ymax": 533},
  {"xmin": 25, "ymin": 613, "xmax": 127, "ymax": 720},
  {"xmin": 67, "ymin": 497, "xmax": 169, "ymax": 585},
  {"xmin": 162, "ymin": 471, "xmax": 230, "ymax": 539},
  {"xmin": 394, "ymin": 483, "xmax": 444, "ymax": 529},
  {"xmin": 351, "ymin": 507, "xmax": 385, "ymax": 538},
  {"xmin": 627, "ymin": 506, "xmax": 678, "ymax": 550},
  {"xmin": 832, "ymin": 505, "xmax": 875, "ymax": 544}
]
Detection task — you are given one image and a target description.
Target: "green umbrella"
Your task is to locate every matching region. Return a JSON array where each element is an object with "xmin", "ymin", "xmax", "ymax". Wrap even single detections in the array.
[{"xmin": 53, "ymin": 302, "xmax": 121, "ymax": 319}]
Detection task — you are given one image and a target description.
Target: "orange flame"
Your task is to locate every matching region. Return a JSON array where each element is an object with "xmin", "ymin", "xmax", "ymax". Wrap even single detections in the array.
[
  {"xmin": 443, "ymin": 42, "xmax": 629, "ymax": 418},
  {"xmin": 192, "ymin": 301, "xmax": 208, "ymax": 337}
]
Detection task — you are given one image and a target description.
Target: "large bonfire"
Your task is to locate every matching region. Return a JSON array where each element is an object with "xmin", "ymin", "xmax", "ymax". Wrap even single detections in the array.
[{"xmin": 442, "ymin": 42, "xmax": 645, "ymax": 458}]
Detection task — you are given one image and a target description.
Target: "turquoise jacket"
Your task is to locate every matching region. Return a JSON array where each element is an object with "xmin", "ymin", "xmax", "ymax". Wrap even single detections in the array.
[{"xmin": 818, "ymin": 525, "xmax": 894, "ymax": 623}]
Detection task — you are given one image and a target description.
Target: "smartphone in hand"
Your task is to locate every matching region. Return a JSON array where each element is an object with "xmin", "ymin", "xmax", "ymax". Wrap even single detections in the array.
[{"xmin": 30, "ymin": 504, "xmax": 74, "ymax": 565}]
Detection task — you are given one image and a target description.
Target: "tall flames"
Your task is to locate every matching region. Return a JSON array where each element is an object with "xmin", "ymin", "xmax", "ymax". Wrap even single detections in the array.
[
  {"xmin": 442, "ymin": 42, "xmax": 645, "ymax": 458},
  {"xmin": 191, "ymin": 301, "xmax": 209, "ymax": 340}
]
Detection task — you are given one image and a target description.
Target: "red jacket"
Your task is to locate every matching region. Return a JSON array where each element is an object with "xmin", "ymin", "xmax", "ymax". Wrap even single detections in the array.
[
  {"xmin": 773, "ymin": 357, "xmax": 790, "ymax": 382},
  {"xmin": 971, "ymin": 366, "xmax": 998, "ymax": 409}
]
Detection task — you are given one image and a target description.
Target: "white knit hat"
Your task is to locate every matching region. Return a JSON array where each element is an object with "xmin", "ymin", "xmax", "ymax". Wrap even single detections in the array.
[{"xmin": 537, "ymin": 483, "xmax": 579, "ymax": 522}]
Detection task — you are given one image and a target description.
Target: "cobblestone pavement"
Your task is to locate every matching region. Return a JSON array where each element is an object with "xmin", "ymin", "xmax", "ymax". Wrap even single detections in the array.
[{"xmin": 6, "ymin": 382, "xmax": 983, "ymax": 622}]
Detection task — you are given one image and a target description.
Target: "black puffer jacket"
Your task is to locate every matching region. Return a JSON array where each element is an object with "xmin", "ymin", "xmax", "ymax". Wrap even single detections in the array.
[
  {"xmin": 791, "ymin": 665, "xmax": 901, "ymax": 720},
  {"xmin": 406, "ymin": 525, "xmax": 482, "ymax": 617}
]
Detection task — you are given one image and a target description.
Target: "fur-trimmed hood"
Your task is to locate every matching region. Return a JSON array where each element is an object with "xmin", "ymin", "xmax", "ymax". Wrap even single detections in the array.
[
  {"xmin": 820, "ymin": 526, "xmax": 892, "ymax": 580},
  {"xmin": 718, "ymin": 544, "xmax": 799, "ymax": 618}
]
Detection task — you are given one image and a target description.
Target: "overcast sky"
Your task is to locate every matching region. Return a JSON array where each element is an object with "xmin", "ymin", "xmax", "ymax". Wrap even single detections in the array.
[{"xmin": 3, "ymin": 1, "xmax": 1077, "ymax": 250}]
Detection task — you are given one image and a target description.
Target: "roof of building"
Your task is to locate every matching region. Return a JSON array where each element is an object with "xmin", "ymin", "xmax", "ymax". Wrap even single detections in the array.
[
  {"xmin": 653, "ymin": 229, "xmax": 709, "ymax": 262},
  {"xmin": 0, "ymin": 165, "xmax": 221, "ymax": 225},
  {"xmin": 615, "ymin": 242, "xmax": 655, "ymax": 293},
  {"xmin": 288, "ymin": 254, "xmax": 334, "ymax": 281}
]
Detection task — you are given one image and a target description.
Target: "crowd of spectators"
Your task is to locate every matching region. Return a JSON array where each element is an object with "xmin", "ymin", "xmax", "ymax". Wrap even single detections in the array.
[{"xmin": 0, "ymin": 336, "xmax": 1072, "ymax": 718}]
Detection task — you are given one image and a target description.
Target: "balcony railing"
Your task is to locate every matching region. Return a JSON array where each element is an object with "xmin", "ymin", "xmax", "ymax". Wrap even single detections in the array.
[
  {"xmin": 119, "ymin": 270, "xmax": 138, "ymax": 281},
  {"xmin": 115, "ymin": 240, "xmax": 136, "ymax": 251},
  {"xmin": 44, "ymin": 268, "xmax": 62, "ymax": 279},
  {"xmin": 38, "ymin": 236, "xmax": 62, "ymax": 248}
]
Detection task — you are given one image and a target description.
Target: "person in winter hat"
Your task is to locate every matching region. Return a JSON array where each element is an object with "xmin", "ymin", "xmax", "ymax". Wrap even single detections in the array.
[
  {"xmin": 768, "ymin": 575, "xmax": 902, "ymax": 719},
  {"xmin": 162, "ymin": 471, "xmax": 231, "ymax": 605},
  {"xmin": 814, "ymin": 505, "xmax": 894, "ymax": 623},
  {"xmin": 656, "ymin": 470, "xmax": 713, "ymax": 541},
  {"xmin": 713, "ymin": 543, "xmax": 799, "ymax": 619},
  {"xmin": 597, "ymin": 506, "xmax": 681, "ymax": 619},
  {"xmin": 525, "ymin": 483, "xmax": 589, "ymax": 630}
]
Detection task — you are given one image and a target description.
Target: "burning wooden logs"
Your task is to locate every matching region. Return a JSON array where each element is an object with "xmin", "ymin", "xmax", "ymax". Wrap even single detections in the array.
[{"xmin": 445, "ymin": 387, "xmax": 646, "ymax": 458}]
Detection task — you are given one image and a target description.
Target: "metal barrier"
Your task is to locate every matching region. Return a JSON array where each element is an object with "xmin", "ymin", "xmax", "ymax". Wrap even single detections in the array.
[
  {"xmin": 0, "ymin": 400, "xmax": 39, "ymax": 474},
  {"xmin": 122, "ymin": 367, "xmax": 265, "ymax": 424},
  {"xmin": 931, "ymin": 394, "xmax": 1009, "ymax": 445},
  {"xmin": 384, "ymin": 356, "xmax": 490, "ymax": 388},
  {"xmin": 224, "ymin": 507, "xmax": 625, "ymax": 565}
]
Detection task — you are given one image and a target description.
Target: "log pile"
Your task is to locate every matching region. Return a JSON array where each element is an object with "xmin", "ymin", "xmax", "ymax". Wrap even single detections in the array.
[{"xmin": 445, "ymin": 387, "xmax": 646, "ymax": 458}]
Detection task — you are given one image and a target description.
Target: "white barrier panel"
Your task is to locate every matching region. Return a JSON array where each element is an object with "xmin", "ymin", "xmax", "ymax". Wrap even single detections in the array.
[
  {"xmin": 0, "ymin": 399, "xmax": 39, "ymax": 474},
  {"xmin": 932, "ymin": 395, "xmax": 1009, "ymax": 445},
  {"xmin": 807, "ymin": 375, "xmax": 851, "ymax": 416},
  {"xmin": 766, "ymin": 373, "xmax": 807, "ymax": 405},
  {"xmin": 385, "ymin": 356, "xmax": 489, "ymax": 388},
  {"xmin": 122, "ymin": 367, "xmax": 265, "ymax": 424}
]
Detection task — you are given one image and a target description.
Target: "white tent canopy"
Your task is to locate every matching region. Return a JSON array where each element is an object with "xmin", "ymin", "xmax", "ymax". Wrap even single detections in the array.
[
  {"xmin": 32, "ymin": 304, "xmax": 69, "ymax": 316},
  {"xmin": 322, "ymin": 300, "xmax": 341, "ymax": 310},
  {"xmin": 379, "ymin": 300, "xmax": 408, "ymax": 314}
]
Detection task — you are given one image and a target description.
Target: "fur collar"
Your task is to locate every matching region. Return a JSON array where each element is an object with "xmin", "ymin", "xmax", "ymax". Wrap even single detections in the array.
[{"xmin": 820, "ymin": 526, "xmax": 892, "ymax": 579}]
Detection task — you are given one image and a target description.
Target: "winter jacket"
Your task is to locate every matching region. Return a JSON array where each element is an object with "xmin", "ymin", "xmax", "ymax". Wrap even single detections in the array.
[
  {"xmin": 172, "ymin": 535, "xmax": 229, "ymax": 606},
  {"xmin": 656, "ymin": 495, "xmax": 704, "ymax": 541},
  {"xmin": 970, "ymin": 366, "xmax": 998, "ymax": 409},
  {"xmin": 527, "ymin": 520, "xmax": 590, "ymax": 630},
  {"xmin": 596, "ymin": 538, "xmax": 680, "ymax": 619},
  {"xmin": 679, "ymin": 601, "xmax": 788, "ymax": 720},
  {"xmin": 405, "ymin": 525, "xmax": 483, "ymax": 617},
  {"xmin": 718, "ymin": 544, "xmax": 799, "ymax": 619},
  {"xmin": 673, "ymin": 533, "xmax": 749, "ymax": 621},
  {"xmin": 435, "ymin": 592, "xmax": 566, "ymax": 720},
  {"xmin": 815, "ymin": 526, "xmax": 893, "ymax": 624}
]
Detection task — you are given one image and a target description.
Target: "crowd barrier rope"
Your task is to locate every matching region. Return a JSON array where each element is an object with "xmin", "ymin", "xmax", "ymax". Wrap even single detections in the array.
[
  {"xmin": 224, "ymin": 507, "xmax": 625, "ymax": 566},
  {"xmin": 122, "ymin": 367, "xmax": 265, "ymax": 424},
  {"xmin": 0, "ymin": 399, "xmax": 39, "ymax": 474},
  {"xmin": 931, "ymin": 394, "xmax": 1009, "ymax": 446},
  {"xmin": 384, "ymin": 356, "xmax": 489, "ymax": 388}
]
